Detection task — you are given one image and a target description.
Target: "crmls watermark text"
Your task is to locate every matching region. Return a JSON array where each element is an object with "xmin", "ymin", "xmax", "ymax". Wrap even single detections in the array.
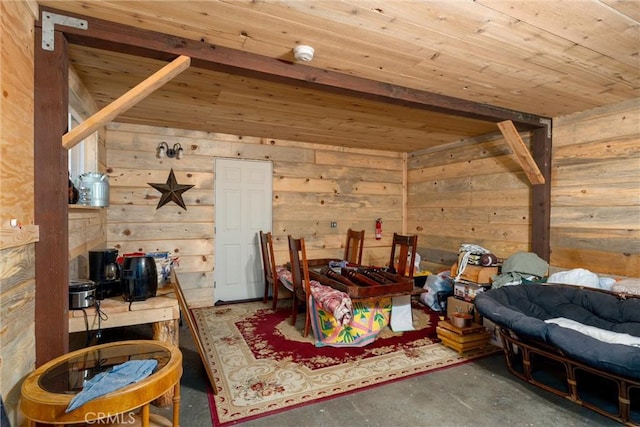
[{"xmin": 85, "ymin": 412, "xmax": 137, "ymax": 424}]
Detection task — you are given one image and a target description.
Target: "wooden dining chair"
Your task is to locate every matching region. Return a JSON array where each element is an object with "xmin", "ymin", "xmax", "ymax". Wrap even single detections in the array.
[
  {"xmin": 259, "ymin": 230, "xmax": 279, "ymax": 310},
  {"xmin": 388, "ymin": 233, "xmax": 419, "ymax": 279},
  {"xmin": 344, "ymin": 229, "xmax": 365, "ymax": 265},
  {"xmin": 288, "ymin": 235, "xmax": 312, "ymax": 337}
]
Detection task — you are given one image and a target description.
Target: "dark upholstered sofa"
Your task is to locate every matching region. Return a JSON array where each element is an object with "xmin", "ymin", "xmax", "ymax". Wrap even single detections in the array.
[{"xmin": 475, "ymin": 283, "xmax": 640, "ymax": 425}]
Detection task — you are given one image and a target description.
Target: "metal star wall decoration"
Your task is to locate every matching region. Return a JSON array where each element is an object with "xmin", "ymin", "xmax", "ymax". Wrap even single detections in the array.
[{"xmin": 148, "ymin": 168, "xmax": 194, "ymax": 210}]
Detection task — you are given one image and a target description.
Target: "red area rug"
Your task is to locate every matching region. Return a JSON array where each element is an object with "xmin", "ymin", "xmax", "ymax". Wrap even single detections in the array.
[{"xmin": 192, "ymin": 300, "xmax": 497, "ymax": 426}]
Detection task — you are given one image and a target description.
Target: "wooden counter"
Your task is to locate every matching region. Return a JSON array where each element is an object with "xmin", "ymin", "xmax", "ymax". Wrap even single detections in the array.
[{"xmin": 68, "ymin": 286, "xmax": 179, "ymax": 344}]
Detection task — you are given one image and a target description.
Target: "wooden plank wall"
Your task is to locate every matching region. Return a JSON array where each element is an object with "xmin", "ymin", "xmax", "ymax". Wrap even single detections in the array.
[
  {"xmin": 105, "ymin": 123, "xmax": 404, "ymax": 306},
  {"xmin": 68, "ymin": 65, "xmax": 108, "ymax": 279},
  {"xmin": 408, "ymin": 98, "xmax": 640, "ymax": 279},
  {"xmin": 0, "ymin": 0, "xmax": 38, "ymax": 424},
  {"xmin": 407, "ymin": 132, "xmax": 533, "ymax": 274},
  {"xmin": 68, "ymin": 206, "xmax": 107, "ymax": 278},
  {"xmin": 551, "ymin": 98, "xmax": 639, "ymax": 277}
]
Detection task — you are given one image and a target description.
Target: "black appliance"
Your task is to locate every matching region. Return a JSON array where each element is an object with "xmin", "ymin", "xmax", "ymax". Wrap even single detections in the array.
[
  {"xmin": 89, "ymin": 248, "xmax": 121, "ymax": 299},
  {"xmin": 121, "ymin": 256, "xmax": 158, "ymax": 302}
]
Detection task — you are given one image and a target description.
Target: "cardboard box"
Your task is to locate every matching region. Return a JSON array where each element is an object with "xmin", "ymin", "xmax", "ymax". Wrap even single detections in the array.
[
  {"xmin": 454, "ymin": 281, "xmax": 491, "ymax": 301},
  {"xmin": 446, "ymin": 296, "xmax": 482, "ymax": 324}
]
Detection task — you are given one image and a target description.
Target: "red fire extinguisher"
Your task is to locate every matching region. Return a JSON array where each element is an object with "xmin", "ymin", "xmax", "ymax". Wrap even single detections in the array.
[{"xmin": 375, "ymin": 218, "xmax": 382, "ymax": 240}]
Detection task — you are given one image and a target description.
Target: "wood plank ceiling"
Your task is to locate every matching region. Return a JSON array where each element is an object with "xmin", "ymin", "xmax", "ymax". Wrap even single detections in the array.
[{"xmin": 39, "ymin": 0, "xmax": 639, "ymax": 152}]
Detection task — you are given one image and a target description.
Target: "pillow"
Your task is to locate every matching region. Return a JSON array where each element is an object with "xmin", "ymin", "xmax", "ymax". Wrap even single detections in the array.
[{"xmin": 547, "ymin": 268, "xmax": 599, "ymax": 288}]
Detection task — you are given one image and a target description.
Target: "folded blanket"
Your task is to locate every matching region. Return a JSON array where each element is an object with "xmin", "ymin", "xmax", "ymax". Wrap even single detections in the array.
[
  {"xmin": 276, "ymin": 266, "xmax": 292, "ymax": 290},
  {"xmin": 275, "ymin": 266, "xmax": 353, "ymax": 326},
  {"xmin": 545, "ymin": 317, "xmax": 640, "ymax": 347},
  {"xmin": 310, "ymin": 281, "xmax": 353, "ymax": 326},
  {"xmin": 66, "ymin": 359, "xmax": 158, "ymax": 413}
]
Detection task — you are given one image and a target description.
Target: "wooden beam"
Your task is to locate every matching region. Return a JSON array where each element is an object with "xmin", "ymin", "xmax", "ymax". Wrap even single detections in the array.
[
  {"xmin": 34, "ymin": 26, "xmax": 69, "ymax": 366},
  {"xmin": 39, "ymin": 7, "xmax": 549, "ymax": 130},
  {"xmin": 531, "ymin": 126, "xmax": 552, "ymax": 261},
  {"xmin": 497, "ymin": 120, "xmax": 546, "ymax": 185},
  {"xmin": 62, "ymin": 55, "xmax": 191, "ymax": 149}
]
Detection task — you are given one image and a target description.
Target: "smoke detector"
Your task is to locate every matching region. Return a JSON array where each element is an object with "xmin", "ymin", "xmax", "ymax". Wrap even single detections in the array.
[{"xmin": 293, "ymin": 45, "xmax": 314, "ymax": 62}]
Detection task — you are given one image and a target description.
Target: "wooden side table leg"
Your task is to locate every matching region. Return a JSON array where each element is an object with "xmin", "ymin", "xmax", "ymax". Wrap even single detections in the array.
[
  {"xmin": 141, "ymin": 403, "xmax": 150, "ymax": 427},
  {"xmin": 152, "ymin": 319, "xmax": 179, "ymax": 407},
  {"xmin": 172, "ymin": 381, "xmax": 181, "ymax": 427}
]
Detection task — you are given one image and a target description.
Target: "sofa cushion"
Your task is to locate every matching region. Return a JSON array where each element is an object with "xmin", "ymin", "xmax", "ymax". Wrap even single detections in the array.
[{"xmin": 475, "ymin": 283, "xmax": 640, "ymax": 379}]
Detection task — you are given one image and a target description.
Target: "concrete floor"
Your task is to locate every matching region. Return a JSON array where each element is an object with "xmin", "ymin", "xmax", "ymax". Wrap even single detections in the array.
[{"xmin": 82, "ymin": 320, "xmax": 621, "ymax": 427}]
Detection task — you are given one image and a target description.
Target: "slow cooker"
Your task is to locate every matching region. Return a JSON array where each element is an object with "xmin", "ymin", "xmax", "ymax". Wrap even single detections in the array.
[{"xmin": 69, "ymin": 279, "xmax": 97, "ymax": 310}]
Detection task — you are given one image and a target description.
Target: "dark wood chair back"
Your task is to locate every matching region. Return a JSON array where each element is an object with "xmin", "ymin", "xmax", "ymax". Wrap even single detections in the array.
[
  {"xmin": 288, "ymin": 235, "xmax": 312, "ymax": 337},
  {"xmin": 344, "ymin": 229, "xmax": 365, "ymax": 265},
  {"xmin": 388, "ymin": 233, "xmax": 418, "ymax": 279},
  {"xmin": 259, "ymin": 230, "xmax": 279, "ymax": 309}
]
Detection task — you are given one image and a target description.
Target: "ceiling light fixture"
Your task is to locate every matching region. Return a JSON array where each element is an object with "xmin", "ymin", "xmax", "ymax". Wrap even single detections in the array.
[
  {"xmin": 157, "ymin": 141, "xmax": 184, "ymax": 159},
  {"xmin": 293, "ymin": 45, "xmax": 314, "ymax": 62}
]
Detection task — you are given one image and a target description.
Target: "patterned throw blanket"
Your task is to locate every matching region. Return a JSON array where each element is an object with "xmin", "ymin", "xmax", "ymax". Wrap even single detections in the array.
[
  {"xmin": 276, "ymin": 266, "xmax": 392, "ymax": 347},
  {"xmin": 276, "ymin": 267, "xmax": 353, "ymax": 326},
  {"xmin": 310, "ymin": 297, "xmax": 392, "ymax": 347},
  {"xmin": 309, "ymin": 281, "xmax": 353, "ymax": 326}
]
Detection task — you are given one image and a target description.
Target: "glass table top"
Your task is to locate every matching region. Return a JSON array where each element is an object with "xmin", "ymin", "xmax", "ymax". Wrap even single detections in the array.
[{"xmin": 39, "ymin": 342, "xmax": 171, "ymax": 394}]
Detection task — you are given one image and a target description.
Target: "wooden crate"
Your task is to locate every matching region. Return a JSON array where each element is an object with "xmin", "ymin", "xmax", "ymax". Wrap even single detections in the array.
[{"xmin": 436, "ymin": 320, "xmax": 490, "ymax": 354}]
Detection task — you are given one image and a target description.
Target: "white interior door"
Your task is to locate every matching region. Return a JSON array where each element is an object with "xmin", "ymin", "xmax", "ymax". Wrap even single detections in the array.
[{"xmin": 214, "ymin": 158, "xmax": 272, "ymax": 302}]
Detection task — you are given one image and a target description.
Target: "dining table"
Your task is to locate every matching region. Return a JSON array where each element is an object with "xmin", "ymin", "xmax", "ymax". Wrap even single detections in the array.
[
  {"xmin": 306, "ymin": 258, "xmax": 426, "ymax": 299},
  {"xmin": 306, "ymin": 259, "xmax": 427, "ymax": 332}
]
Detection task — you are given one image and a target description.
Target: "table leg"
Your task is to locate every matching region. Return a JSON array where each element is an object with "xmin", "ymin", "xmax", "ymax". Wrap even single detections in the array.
[
  {"xmin": 142, "ymin": 403, "xmax": 150, "ymax": 427},
  {"xmin": 152, "ymin": 319, "xmax": 179, "ymax": 407},
  {"xmin": 172, "ymin": 381, "xmax": 181, "ymax": 427},
  {"xmin": 152, "ymin": 319, "xmax": 179, "ymax": 347}
]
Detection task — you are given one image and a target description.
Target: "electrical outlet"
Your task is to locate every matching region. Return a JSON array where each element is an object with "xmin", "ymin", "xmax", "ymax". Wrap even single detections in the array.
[{"xmin": 330, "ymin": 221, "xmax": 337, "ymax": 228}]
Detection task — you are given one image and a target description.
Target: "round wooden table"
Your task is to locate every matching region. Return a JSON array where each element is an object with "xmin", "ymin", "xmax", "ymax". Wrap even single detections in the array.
[{"xmin": 21, "ymin": 340, "xmax": 182, "ymax": 426}]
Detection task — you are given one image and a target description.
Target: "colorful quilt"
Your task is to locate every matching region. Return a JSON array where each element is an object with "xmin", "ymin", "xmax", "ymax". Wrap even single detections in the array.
[
  {"xmin": 276, "ymin": 266, "xmax": 392, "ymax": 347},
  {"xmin": 310, "ymin": 296, "xmax": 392, "ymax": 348}
]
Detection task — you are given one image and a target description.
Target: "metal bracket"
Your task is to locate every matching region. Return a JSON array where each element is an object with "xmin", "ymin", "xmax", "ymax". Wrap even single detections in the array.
[
  {"xmin": 42, "ymin": 11, "xmax": 88, "ymax": 51},
  {"xmin": 539, "ymin": 118, "xmax": 552, "ymax": 138}
]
